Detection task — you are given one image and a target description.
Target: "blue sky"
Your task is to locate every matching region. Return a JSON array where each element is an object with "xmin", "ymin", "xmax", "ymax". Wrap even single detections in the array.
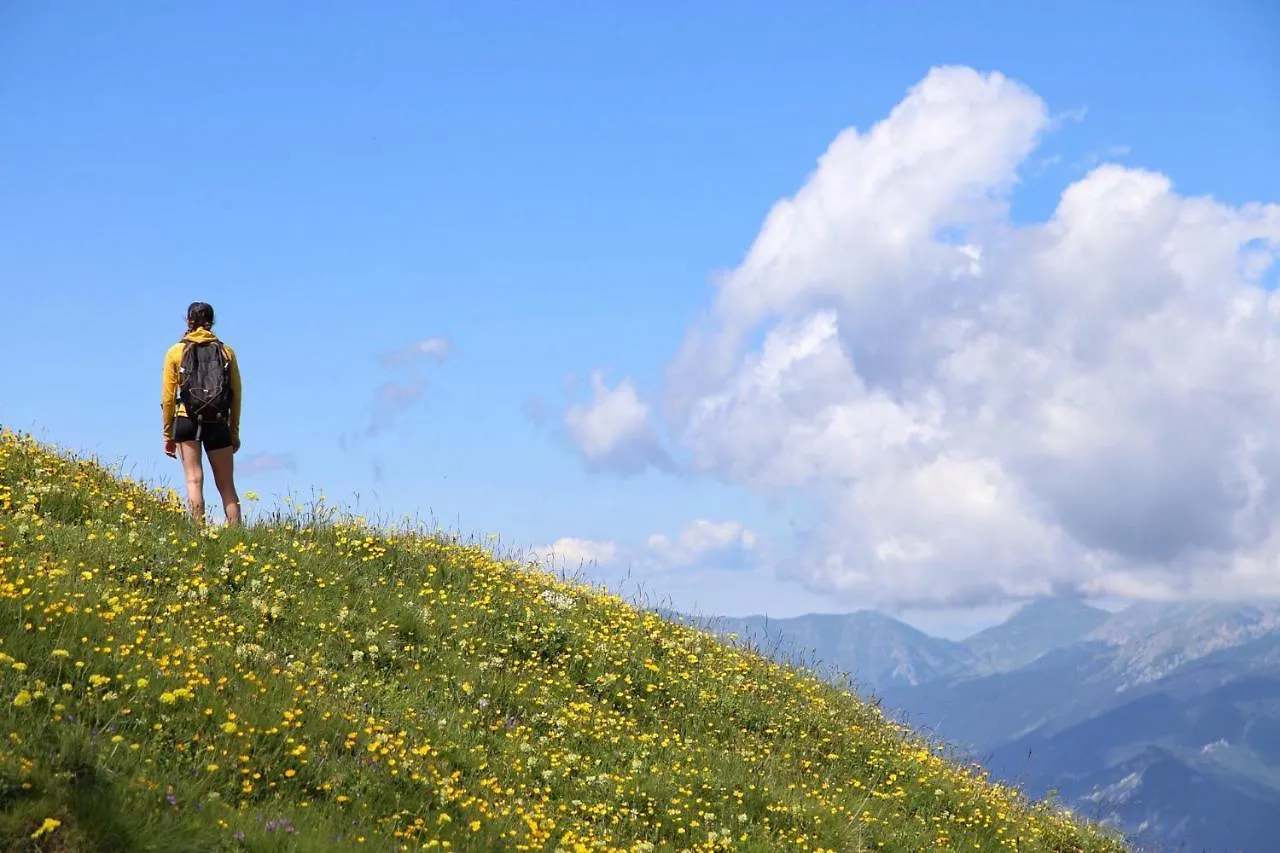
[{"xmin": 3, "ymin": 2, "xmax": 1278, "ymax": 638}]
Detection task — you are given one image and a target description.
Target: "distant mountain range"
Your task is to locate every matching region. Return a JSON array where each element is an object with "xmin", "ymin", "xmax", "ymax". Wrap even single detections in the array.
[
  {"xmin": 683, "ymin": 608, "xmax": 982, "ymax": 689},
  {"xmin": 964, "ymin": 597, "xmax": 1112, "ymax": 672},
  {"xmin": 672, "ymin": 598, "xmax": 1280, "ymax": 853}
]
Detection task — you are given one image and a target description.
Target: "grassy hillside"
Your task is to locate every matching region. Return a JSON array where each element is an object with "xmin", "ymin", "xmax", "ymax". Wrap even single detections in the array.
[{"xmin": 0, "ymin": 429, "xmax": 1127, "ymax": 852}]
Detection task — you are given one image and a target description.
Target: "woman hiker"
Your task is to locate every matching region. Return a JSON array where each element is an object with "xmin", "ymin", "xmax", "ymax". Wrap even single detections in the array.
[{"xmin": 161, "ymin": 301, "xmax": 243, "ymax": 526}]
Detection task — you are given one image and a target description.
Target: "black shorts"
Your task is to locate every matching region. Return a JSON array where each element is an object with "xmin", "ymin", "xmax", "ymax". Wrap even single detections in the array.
[{"xmin": 172, "ymin": 417, "xmax": 233, "ymax": 452}]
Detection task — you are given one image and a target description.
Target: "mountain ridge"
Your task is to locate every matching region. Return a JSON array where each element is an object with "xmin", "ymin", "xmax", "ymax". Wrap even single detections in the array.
[
  {"xmin": 961, "ymin": 597, "xmax": 1112, "ymax": 673},
  {"xmin": 684, "ymin": 607, "xmax": 983, "ymax": 692}
]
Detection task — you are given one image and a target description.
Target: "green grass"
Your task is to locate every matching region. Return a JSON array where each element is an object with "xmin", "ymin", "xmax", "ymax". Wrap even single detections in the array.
[{"xmin": 0, "ymin": 429, "xmax": 1129, "ymax": 852}]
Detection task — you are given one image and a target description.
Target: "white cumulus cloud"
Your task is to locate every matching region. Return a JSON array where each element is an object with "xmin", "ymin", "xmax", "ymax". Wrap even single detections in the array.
[
  {"xmin": 530, "ymin": 520, "xmax": 759, "ymax": 581},
  {"xmin": 571, "ymin": 65, "xmax": 1280, "ymax": 609},
  {"xmin": 530, "ymin": 537, "xmax": 619, "ymax": 569},
  {"xmin": 563, "ymin": 370, "xmax": 671, "ymax": 474},
  {"xmin": 645, "ymin": 519, "xmax": 758, "ymax": 570}
]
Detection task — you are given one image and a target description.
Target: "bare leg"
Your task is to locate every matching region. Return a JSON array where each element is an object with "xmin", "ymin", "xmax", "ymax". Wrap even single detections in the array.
[
  {"xmin": 177, "ymin": 441, "xmax": 206, "ymax": 525},
  {"xmin": 207, "ymin": 446, "xmax": 241, "ymax": 527}
]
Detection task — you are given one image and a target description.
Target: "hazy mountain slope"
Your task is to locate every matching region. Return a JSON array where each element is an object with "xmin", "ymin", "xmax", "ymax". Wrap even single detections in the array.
[
  {"xmin": 891, "ymin": 624, "xmax": 1280, "ymax": 852},
  {"xmin": 883, "ymin": 605, "xmax": 1280, "ymax": 755},
  {"xmin": 686, "ymin": 609, "xmax": 983, "ymax": 693},
  {"xmin": 1077, "ymin": 745, "xmax": 1278, "ymax": 853},
  {"xmin": 881, "ymin": 641, "xmax": 1120, "ymax": 750},
  {"xmin": 1085, "ymin": 602, "xmax": 1280, "ymax": 690},
  {"xmin": 990, "ymin": 694, "xmax": 1280, "ymax": 853},
  {"xmin": 963, "ymin": 597, "xmax": 1111, "ymax": 672}
]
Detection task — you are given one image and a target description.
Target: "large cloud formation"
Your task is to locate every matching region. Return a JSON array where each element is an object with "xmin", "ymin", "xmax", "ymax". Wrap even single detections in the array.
[{"xmin": 565, "ymin": 66, "xmax": 1280, "ymax": 608}]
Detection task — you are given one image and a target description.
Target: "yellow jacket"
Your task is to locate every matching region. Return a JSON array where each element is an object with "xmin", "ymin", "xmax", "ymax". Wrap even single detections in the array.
[{"xmin": 161, "ymin": 327, "xmax": 242, "ymax": 441}]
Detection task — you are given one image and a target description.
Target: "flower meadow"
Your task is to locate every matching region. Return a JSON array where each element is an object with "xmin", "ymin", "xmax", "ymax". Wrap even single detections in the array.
[{"xmin": 0, "ymin": 430, "xmax": 1128, "ymax": 852}]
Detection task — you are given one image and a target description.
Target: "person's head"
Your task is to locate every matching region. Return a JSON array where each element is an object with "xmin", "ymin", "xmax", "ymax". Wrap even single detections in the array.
[{"xmin": 186, "ymin": 301, "xmax": 215, "ymax": 331}]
